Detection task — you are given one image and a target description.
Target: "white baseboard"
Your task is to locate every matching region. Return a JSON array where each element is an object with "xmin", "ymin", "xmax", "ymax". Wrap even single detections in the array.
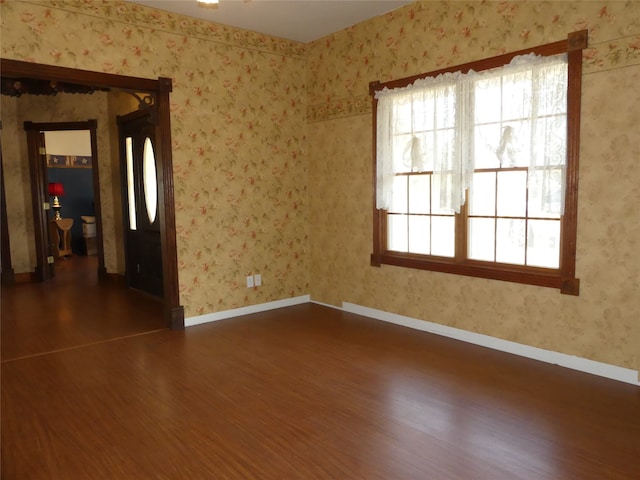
[
  {"xmin": 310, "ymin": 299, "xmax": 342, "ymax": 310},
  {"xmin": 342, "ymin": 302, "xmax": 640, "ymax": 386},
  {"xmin": 185, "ymin": 295, "xmax": 311, "ymax": 327},
  {"xmin": 185, "ymin": 296, "xmax": 638, "ymax": 386}
]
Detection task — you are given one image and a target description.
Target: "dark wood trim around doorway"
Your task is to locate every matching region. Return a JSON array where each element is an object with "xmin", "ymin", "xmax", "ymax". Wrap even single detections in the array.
[{"xmin": 1, "ymin": 58, "xmax": 184, "ymax": 329}]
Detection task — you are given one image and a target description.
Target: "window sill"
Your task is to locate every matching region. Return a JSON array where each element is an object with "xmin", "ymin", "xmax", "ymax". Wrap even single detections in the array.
[{"xmin": 371, "ymin": 252, "xmax": 579, "ymax": 295}]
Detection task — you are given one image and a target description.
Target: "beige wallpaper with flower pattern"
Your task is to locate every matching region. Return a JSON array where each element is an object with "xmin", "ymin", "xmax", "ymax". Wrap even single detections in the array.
[
  {"xmin": 1, "ymin": 0, "xmax": 309, "ymax": 317},
  {"xmin": 307, "ymin": 1, "xmax": 639, "ymax": 375},
  {"xmin": 1, "ymin": 1, "xmax": 638, "ymax": 377}
]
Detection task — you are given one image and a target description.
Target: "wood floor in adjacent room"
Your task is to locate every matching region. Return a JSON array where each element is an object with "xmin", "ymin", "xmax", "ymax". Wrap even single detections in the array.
[{"xmin": 1, "ymin": 259, "xmax": 639, "ymax": 479}]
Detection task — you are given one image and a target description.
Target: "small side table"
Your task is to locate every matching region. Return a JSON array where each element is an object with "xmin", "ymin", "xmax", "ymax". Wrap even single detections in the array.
[{"xmin": 50, "ymin": 218, "xmax": 73, "ymax": 257}]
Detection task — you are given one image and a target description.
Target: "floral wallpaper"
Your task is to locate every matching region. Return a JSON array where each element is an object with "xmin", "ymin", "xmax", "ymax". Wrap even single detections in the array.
[
  {"xmin": 1, "ymin": 0, "xmax": 638, "ymax": 377},
  {"xmin": 1, "ymin": 0, "xmax": 309, "ymax": 316},
  {"xmin": 307, "ymin": 1, "xmax": 640, "ymax": 375}
]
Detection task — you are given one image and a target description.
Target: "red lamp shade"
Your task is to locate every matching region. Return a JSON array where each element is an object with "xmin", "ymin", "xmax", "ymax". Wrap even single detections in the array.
[{"xmin": 48, "ymin": 182, "xmax": 64, "ymax": 197}]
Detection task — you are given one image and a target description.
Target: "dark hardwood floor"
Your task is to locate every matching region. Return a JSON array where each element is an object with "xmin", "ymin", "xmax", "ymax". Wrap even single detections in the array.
[
  {"xmin": 1, "ymin": 255, "xmax": 166, "ymax": 362},
  {"xmin": 1, "ymin": 260, "xmax": 639, "ymax": 479}
]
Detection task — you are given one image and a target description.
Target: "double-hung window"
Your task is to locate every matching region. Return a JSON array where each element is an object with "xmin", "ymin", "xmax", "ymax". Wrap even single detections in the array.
[{"xmin": 370, "ymin": 31, "xmax": 587, "ymax": 294}]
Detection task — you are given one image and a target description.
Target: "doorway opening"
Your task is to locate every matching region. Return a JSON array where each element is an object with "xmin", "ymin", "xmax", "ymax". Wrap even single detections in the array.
[
  {"xmin": 45, "ymin": 129, "xmax": 96, "ymax": 258},
  {"xmin": 0, "ymin": 58, "xmax": 183, "ymax": 329},
  {"xmin": 23, "ymin": 121, "xmax": 100, "ymax": 280}
]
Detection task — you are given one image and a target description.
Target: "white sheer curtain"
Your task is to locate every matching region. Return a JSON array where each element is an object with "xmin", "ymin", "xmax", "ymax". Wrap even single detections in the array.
[
  {"xmin": 375, "ymin": 53, "xmax": 568, "ymax": 215},
  {"xmin": 375, "ymin": 71, "xmax": 468, "ymax": 212}
]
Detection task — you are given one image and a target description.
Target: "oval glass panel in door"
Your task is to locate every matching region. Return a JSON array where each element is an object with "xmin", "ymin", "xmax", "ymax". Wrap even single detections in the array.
[{"xmin": 142, "ymin": 137, "xmax": 158, "ymax": 224}]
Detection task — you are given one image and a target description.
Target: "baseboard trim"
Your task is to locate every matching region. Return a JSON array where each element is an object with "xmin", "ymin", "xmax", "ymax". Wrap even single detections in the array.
[
  {"xmin": 1, "ymin": 267, "xmax": 15, "ymax": 285},
  {"xmin": 342, "ymin": 302, "xmax": 640, "ymax": 386},
  {"xmin": 185, "ymin": 297, "xmax": 638, "ymax": 386},
  {"xmin": 102, "ymin": 272, "xmax": 126, "ymax": 285},
  {"xmin": 13, "ymin": 271, "xmax": 36, "ymax": 284},
  {"xmin": 185, "ymin": 295, "xmax": 311, "ymax": 327},
  {"xmin": 309, "ymin": 299, "xmax": 341, "ymax": 310}
]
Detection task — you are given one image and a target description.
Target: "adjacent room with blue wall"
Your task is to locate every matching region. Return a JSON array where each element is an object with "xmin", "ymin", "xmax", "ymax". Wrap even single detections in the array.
[{"xmin": 45, "ymin": 129, "xmax": 95, "ymax": 255}]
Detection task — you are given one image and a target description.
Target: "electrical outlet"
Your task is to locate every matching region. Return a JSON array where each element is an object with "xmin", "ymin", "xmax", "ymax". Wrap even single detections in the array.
[
  {"xmin": 246, "ymin": 275, "xmax": 254, "ymax": 288},
  {"xmin": 254, "ymin": 274, "xmax": 262, "ymax": 287}
]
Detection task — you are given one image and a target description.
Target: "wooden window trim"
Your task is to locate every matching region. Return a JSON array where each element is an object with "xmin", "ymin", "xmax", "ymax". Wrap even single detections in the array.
[{"xmin": 370, "ymin": 31, "xmax": 587, "ymax": 295}]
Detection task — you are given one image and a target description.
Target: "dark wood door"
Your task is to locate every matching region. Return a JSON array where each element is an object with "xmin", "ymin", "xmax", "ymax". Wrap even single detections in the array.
[{"xmin": 117, "ymin": 109, "xmax": 163, "ymax": 299}]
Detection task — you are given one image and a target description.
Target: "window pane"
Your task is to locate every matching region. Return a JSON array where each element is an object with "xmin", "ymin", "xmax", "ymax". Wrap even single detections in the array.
[
  {"xmin": 528, "ymin": 168, "xmax": 563, "ymax": 219},
  {"xmin": 532, "ymin": 115, "xmax": 566, "ymax": 167},
  {"xmin": 431, "ymin": 216, "xmax": 455, "ymax": 257},
  {"xmin": 389, "ymin": 176, "xmax": 408, "ymax": 213},
  {"xmin": 496, "ymin": 218, "xmax": 526, "ymax": 265},
  {"xmin": 408, "ymin": 216, "xmax": 430, "ymax": 255},
  {"xmin": 414, "ymin": 131, "xmax": 434, "ymax": 172},
  {"xmin": 474, "ymin": 76, "xmax": 502, "ymax": 124},
  {"xmin": 527, "ymin": 220, "xmax": 560, "ymax": 268},
  {"xmin": 537, "ymin": 64, "xmax": 567, "ymax": 115},
  {"xmin": 468, "ymin": 218, "xmax": 495, "ymax": 261},
  {"xmin": 392, "ymin": 133, "xmax": 413, "ymax": 173},
  {"xmin": 435, "ymin": 85, "xmax": 456, "ymax": 128},
  {"xmin": 143, "ymin": 137, "xmax": 158, "ymax": 224},
  {"xmin": 388, "ymin": 214, "xmax": 408, "ymax": 252},
  {"xmin": 502, "ymin": 71, "xmax": 532, "ymax": 120},
  {"xmin": 412, "ymin": 98, "xmax": 435, "ymax": 132},
  {"xmin": 474, "ymin": 123, "xmax": 501, "ymax": 169},
  {"xmin": 431, "ymin": 172, "xmax": 456, "ymax": 215},
  {"xmin": 469, "ymin": 172, "xmax": 496, "ymax": 216},
  {"xmin": 125, "ymin": 137, "xmax": 137, "ymax": 231},
  {"xmin": 392, "ymin": 101, "xmax": 413, "ymax": 132},
  {"xmin": 497, "ymin": 171, "xmax": 526, "ymax": 217},
  {"xmin": 500, "ymin": 120, "xmax": 531, "ymax": 168},
  {"xmin": 435, "ymin": 128, "xmax": 455, "ymax": 171},
  {"xmin": 409, "ymin": 175, "xmax": 430, "ymax": 214}
]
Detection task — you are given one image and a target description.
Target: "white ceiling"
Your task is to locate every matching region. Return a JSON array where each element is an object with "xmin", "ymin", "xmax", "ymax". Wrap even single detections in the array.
[{"xmin": 128, "ymin": 0, "xmax": 414, "ymax": 43}]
